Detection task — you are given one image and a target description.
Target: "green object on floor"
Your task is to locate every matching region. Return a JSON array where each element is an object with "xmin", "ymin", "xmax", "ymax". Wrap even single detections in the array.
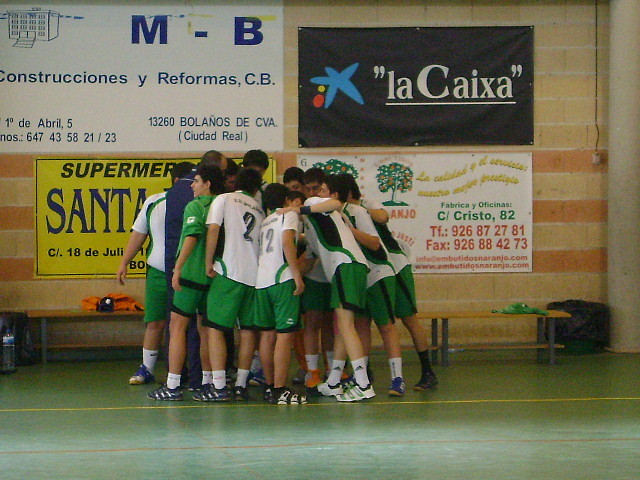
[{"xmin": 492, "ymin": 303, "xmax": 549, "ymax": 315}]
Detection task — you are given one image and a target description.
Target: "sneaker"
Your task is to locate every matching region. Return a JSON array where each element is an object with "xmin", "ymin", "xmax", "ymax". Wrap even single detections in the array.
[
  {"xmin": 317, "ymin": 382, "xmax": 343, "ymax": 397},
  {"xmin": 248, "ymin": 369, "xmax": 267, "ymax": 387},
  {"xmin": 305, "ymin": 369, "xmax": 322, "ymax": 389},
  {"xmin": 292, "ymin": 368, "xmax": 306, "ymax": 385},
  {"xmin": 336, "ymin": 383, "xmax": 376, "ymax": 402},
  {"xmin": 147, "ymin": 385, "xmax": 183, "ymax": 401},
  {"xmin": 276, "ymin": 388, "xmax": 308, "ymax": 405},
  {"xmin": 233, "ymin": 385, "xmax": 249, "ymax": 401},
  {"xmin": 263, "ymin": 385, "xmax": 275, "ymax": 403},
  {"xmin": 129, "ymin": 364, "xmax": 155, "ymax": 385},
  {"xmin": 414, "ymin": 375, "xmax": 435, "ymax": 391},
  {"xmin": 193, "ymin": 384, "xmax": 231, "ymax": 402},
  {"xmin": 388, "ymin": 377, "xmax": 406, "ymax": 396},
  {"xmin": 226, "ymin": 366, "xmax": 238, "ymax": 383},
  {"xmin": 427, "ymin": 371, "xmax": 439, "ymax": 386}
]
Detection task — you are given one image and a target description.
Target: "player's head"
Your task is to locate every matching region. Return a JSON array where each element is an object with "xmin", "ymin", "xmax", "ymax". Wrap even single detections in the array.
[
  {"xmin": 242, "ymin": 149, "xmax": 269, "ymax": 175},
  {"xmin": 286, "ymin": 190, "xmax": 306, "ymax": 208},
  {"xmin": 193, "ymin": 163, "xmax": 225, "ymax": 196},
  {"xmin": 283, "ymin": 167, "xmax": 305, "ymax": 193},
  {"xmin": 303, "ymin": 167, "xmax": 326, "ymax": 198},
  {"xmin": 223, "ymin": 158, "xmax": 239, "ymax": 192},
  {"xmin": 324, "ymin": 173, "xmax": 351, "ymax": 203},
  {"xmin": 341, "ymin": 173, "xmax": 361, "ymax": 201},
  {"xmin": 236, "ymin": 167, "xmax": 263, "ymax": 196},
  {"xmin": 262, "ymin": 183, "xmax": 289, "ymax": 212},
  {"xmin": 170, "ymin": 161, "xmax": 195, "ymax": 184},
  {"xmin": 199, "ymin": 150, "xmax": 227, "ymax": 172}
]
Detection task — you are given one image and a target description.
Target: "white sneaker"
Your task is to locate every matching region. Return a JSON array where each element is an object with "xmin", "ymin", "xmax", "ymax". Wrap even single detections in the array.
[
  {"xmin": 336, "ymin": 383, "xmax": 376, "ymax": 402},
  {"xmin": 317, "ymin": 382, "xmax": 343, "ymax": 396}
]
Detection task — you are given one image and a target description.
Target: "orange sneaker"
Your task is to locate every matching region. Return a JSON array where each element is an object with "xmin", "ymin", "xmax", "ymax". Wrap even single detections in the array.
[{"xmin": 305, "ymin": 369, "xmax": 322, "ymax": 388}]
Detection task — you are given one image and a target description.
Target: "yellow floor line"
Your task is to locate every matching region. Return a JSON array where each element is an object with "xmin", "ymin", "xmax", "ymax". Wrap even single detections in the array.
[{"xmin": 1, "ymin": 396, "xmax": 639, "ymax": 413}]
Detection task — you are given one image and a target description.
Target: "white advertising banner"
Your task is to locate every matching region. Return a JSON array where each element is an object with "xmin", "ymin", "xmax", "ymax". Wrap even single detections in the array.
[
  {"xmin": 298, "ymin": 153, "xmax": 533, "ymax": 274},
  {"xmin": 0, "ymin": 2, "xmax": 283, "ymax": 152}
]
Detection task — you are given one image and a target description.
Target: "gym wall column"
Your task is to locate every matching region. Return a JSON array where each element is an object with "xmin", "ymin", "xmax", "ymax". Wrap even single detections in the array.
[{"xmin": 608, "ymin": 0, "xmax": 640, "ymax": 352}]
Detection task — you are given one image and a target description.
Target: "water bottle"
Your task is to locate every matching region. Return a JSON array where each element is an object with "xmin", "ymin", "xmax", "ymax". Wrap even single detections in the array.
[{"xmin": 2, "ymin": 328, "xmax": 16, "ymax": 374}]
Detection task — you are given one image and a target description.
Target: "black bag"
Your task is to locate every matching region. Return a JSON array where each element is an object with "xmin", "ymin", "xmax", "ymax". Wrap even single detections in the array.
[
  {"xmin": 546, "ymin": 300, "xmax": 610, "ymax": 347},
  {"xmin": 0, "ymin": 312, "xmax": 38, "ymax": 366}
]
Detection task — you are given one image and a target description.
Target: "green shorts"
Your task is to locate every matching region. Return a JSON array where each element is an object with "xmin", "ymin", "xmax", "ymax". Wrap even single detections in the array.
[
  {"xmin": 301, "ymin": 278, "xmax": 332, "ymax": 313},
  {"xmin": 364, "ymin": 276, "xmax": 397, "ymax": 326},
  {"xmin": 204, "ymin": 275, "xmax": 255, "ymax": 332},
  {"xmin": 330, "ymin": 263, "xmax": 368, "ymax": 314},
  {"xmin": 395, "ymin": 265, "xmax": 418, "ymax": 318},
  {"xmin": 144, "ymin": 266, "xmax": 168, "ymax": 323},
  {"xmin": 172, "ymin": 278, "xmax": 208, "ymax": 318},
  {"xmin": 254, "ymin": 281, "xmax": 303, "ymax": 333}
]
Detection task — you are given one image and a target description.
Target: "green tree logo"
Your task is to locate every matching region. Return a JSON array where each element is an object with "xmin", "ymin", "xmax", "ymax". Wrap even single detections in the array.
[
  {"xmin": 312, "ymin": 158, "xmax": 359, "ymax": 178},
  {"xmin": 377, "ymin": 162, "xmax": 413, "ymax": 206}
]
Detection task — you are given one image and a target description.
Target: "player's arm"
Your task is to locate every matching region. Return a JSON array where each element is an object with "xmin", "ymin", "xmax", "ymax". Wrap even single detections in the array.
[
  {"xmin": 205, "ymin": 223, "xmax": 220, "ymax": 278},
  {"xmin": 117, "ymin": 231, "xmax": 148, "ymax": 285},
  {"xmin": 368, "ymin": 207, "xmax": 389, "ymax": 224},
  {"xmin": 348, "ymin": 223, "xmax": 381, "ymax": 251},
  {"xmin": 283, "ymin": 229, "xmax": 304, "ymax": 296},
  {"xmin": 172, "ymin": 236, "xmax": 197, "ymax": 291}
]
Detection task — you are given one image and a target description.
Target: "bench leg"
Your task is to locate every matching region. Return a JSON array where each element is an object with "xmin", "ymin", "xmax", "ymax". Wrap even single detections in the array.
[
  {"xmin": 442, "ymin": 318, "xmax": 449, "ymax": 366},
  {"xmin": 40, "ymin": 317, "xmax": 48, "ymax": 365},
  {"xmin": 548, "ymin": 317, "xmax": 556, "ymax": 365},
  {"xmin": 536, "ymin": 317, "xmax": 545, "ymax": 363},
  {"xmin": 431, "ymin": 318, "xmax": 438, "ymax": 365}
]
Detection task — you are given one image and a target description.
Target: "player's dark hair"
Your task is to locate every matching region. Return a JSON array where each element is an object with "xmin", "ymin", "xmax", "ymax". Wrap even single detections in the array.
[
  {"xmin": 262, "ymin": 183, "xmax": 289, "ymax": 211},
  {"xmin": 283, "ymin": 166, "xmax": 305, "ymax": 185},
  {"xmin": 325, "ymin": 173, "xmax": 351, "ymax": 203},
  {"xmin": 170, "ymin": 161, "xmax": 195, "ymax": 183},
  {"xmin": 286, "ymin": 190, "xmax": 306, "ymax": 205},
  {"xmin": 242, "ymin": 149, "xmax": 269, "ymax": 171},
  {"xmin": 224, "ymin": 158, "xmax": 239, "ymax": 176},
  {"xmin": 195, "ymin": 163, "xmax": 225, "ymax": 195},
  {"xmin": 199, "ymin": 150, "xmax": 227, "ymax": 171},
  {"xmin": 236, "ymin": 167, "xmax": 263, "ymax": 195},
  {"xmin": 302, "ymin": 167, "xmax": 325, "ymax": 185},
  {"xmin": 342, "ymin": 173, "xmax": 361, "ymax": 200}
]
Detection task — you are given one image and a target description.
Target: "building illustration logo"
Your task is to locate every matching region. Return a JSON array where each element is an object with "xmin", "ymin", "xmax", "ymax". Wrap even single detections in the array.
[
  {"xmin": 2, "ymin": 7, "xmax": 83, "ymax": 48},
  {"xmin": 310, "ymin": 63, "xmax": 364, "ymax": 109}
]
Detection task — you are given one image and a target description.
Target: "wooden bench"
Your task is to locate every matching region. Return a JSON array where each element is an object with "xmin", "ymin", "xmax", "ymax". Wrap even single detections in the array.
[
  {"xmin": 26, "ymin": 309, "xmax": 145, "ymax": 364},
  {"xmin": 415, "ymin": 310, "xmax": 571, "ymax": 366}
]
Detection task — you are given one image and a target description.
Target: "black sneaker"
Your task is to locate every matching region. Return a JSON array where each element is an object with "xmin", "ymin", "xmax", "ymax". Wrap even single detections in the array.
[
  {"xmin": 263, "ymin": 384, "xmax": 274, "ymax": 403},
  {"xmin": 414, "ymin": 373, "xmax": 437, "ymax": 391},
  {"xmin": 233, "ymin": 385, "xmax": 249, "ymax": 401},
  {"xmin": 193, "ymin": 384, "xmax": 231, "ymax": 402},
  {"xmin": 147, "ymin": 385, "xmax": 183, "ymax": 401}
]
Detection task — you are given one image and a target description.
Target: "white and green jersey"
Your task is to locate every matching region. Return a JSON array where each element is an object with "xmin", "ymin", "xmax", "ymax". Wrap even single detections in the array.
[
  {"xmin": 253, "ymin": 179, "xmax": 270, "ymax": 211},
  {"xmin": 206, "ymin": 190, "xmax": 264, "ymax": 286},
  {"xmin": 176, "ymin": 195, "xmax": 215, "ymax": 288},
  {"xmin": 343, "ymin": 202, "xmax": 396, "ymax": 287},
  {"xmin": 131, "ymin": 191, "xmax": 167, "ymax": 272},
  {"xmin": 302, "ymin": 196, "xmax": 368, "ymax": 280},
  {"xmin": 360, "ymin": 198, "xmax": 411, "ymax": 273},
  {"xmin": 256, "ymin": 210, "xmax": 299, "ymax": 289}
]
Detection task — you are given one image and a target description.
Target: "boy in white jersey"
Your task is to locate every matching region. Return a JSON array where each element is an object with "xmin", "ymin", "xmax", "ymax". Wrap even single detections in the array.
[
  {"xmin": 200, "ymin": 168, "xmax": 265, "ymax": 402},
  {"xmin": 359, "ymin": 196, "xmax": 439, "ymax": 390},
  {"xmin": 254, "ymin": 184, "xmax": 307, "ymax": 404},
  {"xmin": 117, "ymin": 161, "xmax": 194, "ymax": 385},
  {"xmin": 287, "ymin": 174, "xmax": 375, "ymax": 402},
  {"xmin": 147, "ymin": 163, "xmax": 225, "ymax": 401},
  {"xmin": 340, "ymin": 174, "xmax": 406, "ymax": 396}
]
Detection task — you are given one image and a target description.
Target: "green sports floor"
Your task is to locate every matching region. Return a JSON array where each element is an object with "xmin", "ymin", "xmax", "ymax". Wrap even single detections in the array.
[{"xmin": 1, "ymin": 350, "xmax": 639, "ymax": 480}]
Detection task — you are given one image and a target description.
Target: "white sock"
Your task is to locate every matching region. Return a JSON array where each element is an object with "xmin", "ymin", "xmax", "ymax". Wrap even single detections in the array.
[
  {"xmin": 142, "ymin": 349, "xmax": 158, "ymax": 373},
  {"xmin": 236, "ymin": 368, "xmax": 250, "ymax": 387},
  {"xmin": 250, "ymin": 351, "xmax": 262, "ymax": 372},
  {"xmin": 306, "ymin": 354, "xmax": 319, "ymax": 371},
  {"xmin": 352, "ymin": 357, "xmax": 369, "ymax": 388},
  {"xmin": 212, "ymin": 370, "xmax": 226, "ymax": 389},
  {"xmin": 325, "ymin": 350, "xmax": 334, "ymax": 370},
  {"xmin": 166, "ymin": 373, "xmax": 181, "ymax": 390},
  {"xmin": 202, "ymin": 370, "xmax": 213, "ymax": 385},
  {"xmin": 326, "ymin": 360, "xmax": 346, "ymax": 386},
  {"xmin": 389, "ymin": 357, "xmax": 403, "ymax": 380}
]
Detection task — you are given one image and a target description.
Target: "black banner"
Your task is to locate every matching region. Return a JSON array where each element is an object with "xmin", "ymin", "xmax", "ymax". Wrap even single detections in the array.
[{"xmin": 299, "ymin": 27, "xmax": 533, "ymax": 147}]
